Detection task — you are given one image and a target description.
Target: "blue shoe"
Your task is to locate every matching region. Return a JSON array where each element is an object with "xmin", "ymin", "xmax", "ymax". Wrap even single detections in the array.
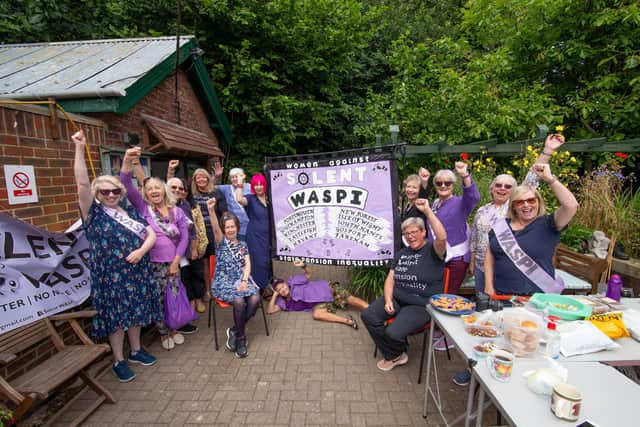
[
  {"xmin": 128, "ymin": 348, "xmax": 157, "ymax": 366},
  {"xmin": 453, "ymin": 369, "xmax": 471, "ymax": 386},
  {"xmin": 113, "ymin": 360, "xmax": 136, "ymax": 382}
]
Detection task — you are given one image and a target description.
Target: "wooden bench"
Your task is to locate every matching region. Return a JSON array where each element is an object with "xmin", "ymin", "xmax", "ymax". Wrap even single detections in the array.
[
  {"xmin": 458, "ymin": 244, "xmax": 609, "ymax": 295},
  {"xmin": 553, "ymin": 244, "xmax": 609, "ymax": 294},
  {"xmin": 0, "ymin": 310, "xmax": 114, "ymax": 426}
]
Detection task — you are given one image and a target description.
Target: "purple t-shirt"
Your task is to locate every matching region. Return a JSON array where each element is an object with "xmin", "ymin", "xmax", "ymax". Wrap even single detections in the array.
[
  {"xmin": 120, "ymin": 172, "xmax": 188, "ymax": 263},
  {"xmin": 275, "ymin": 274, "xmax": 333, "ymax": 312}
]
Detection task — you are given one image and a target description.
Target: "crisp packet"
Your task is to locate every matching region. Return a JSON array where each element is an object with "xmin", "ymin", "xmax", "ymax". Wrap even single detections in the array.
[{"xmin": 586, "ymin": 312, "xmax": 630, "ymax": 339}]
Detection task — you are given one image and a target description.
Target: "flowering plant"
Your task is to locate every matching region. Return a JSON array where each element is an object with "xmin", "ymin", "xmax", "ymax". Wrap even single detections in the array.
[{"xmin": 0, "ymin": 408, "xmax": 15, "ymax": 427}]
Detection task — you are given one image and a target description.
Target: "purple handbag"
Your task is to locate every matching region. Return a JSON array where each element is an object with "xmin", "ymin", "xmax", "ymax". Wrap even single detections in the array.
[{"xmin": 164, "ymin": 276, "xmax": 198, "ymax": 330}]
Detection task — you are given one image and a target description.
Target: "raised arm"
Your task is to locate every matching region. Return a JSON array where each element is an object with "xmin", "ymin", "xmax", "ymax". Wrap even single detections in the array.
[
  {"xmin": 293, "ymin": 258, "xmax": 312, "ymax": 280},
  {"xmin": 415, "ymin": 198, "xmax": 447, "ymax": 259},
  {"xmin": 535, "ymin": 133, "xmax": 564, "ymax": 165},
  {"xmin": 72, "ymin": 130, "xmax": 92, "ymax": 221},
  {"xmin": 167, "ymin": 159, "xmax": 179, "ymax": 180},
  {"xmin": 119, "ymin": 148, "xmax": 147, "ymax": 214},
  {"xmin": 418, "ymin": 167, "xmax": 430, "ymax": 196},
  {"xmin": 532, "ymin": 163, "xmax": 579, "ymax": 230},
  {"xmin": 455, "ymin": 161, "xmax": 480, "ymax": 216},
  {"xmin": 206, "ymin": 198, "xmax": 223, "ymax": 244}
]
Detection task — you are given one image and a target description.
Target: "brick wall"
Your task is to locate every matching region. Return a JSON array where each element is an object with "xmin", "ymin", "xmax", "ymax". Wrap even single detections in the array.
[
  {"xmin": 0, "ymin": 103, "xmax": 106, "ymax": 232},
  {"xmin": 91, "ymin": 69, "xmax": 219, "ymax": 149}
]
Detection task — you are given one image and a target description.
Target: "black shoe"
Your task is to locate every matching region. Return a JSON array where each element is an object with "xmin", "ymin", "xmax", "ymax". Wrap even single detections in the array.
[
  {"xmin": 178, "ymin": 323, "xmax": 198, "ymax": 335},
  {"xmin": 613, "ymin": 242, "xmax": 630, "ymax": 260},
  {"xmin": 235, "ymin": 336, "xmax": 248, "ymax": 358},
  {"xmin": 225, "ymin": 327, "xmax": 236, "ymax": 352}
]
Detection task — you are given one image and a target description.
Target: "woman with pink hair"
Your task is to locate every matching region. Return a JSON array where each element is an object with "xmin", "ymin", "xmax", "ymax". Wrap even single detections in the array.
[{"xmin": 235, "ymin": 173, "xmax": 271, "ymax": 292}]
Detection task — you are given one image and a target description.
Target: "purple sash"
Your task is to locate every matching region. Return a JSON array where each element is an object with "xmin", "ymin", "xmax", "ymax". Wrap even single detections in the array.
[
  {"xmin": 485, "ymin": 206, "xmax": 564, "ymax": 294},
  {"xmin": 102, "ymin": 205, "xmax": 147, "ymax": 240}
]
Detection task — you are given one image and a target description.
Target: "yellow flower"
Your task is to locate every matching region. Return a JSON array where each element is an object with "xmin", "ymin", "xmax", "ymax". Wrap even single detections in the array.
[
  {"xmin": 570, "ymin": 157, "xmax": 577, "ymax": 163},
  {"xmin": 555, "ymin": 125, "xmax": 565, "ymax": 133},
  {"xmin": 527, "ymin": 145, "xmax": 533, "ymax": 152},
  {"xmin": 523, "ymin": 159, "xmax": 529, "ymax": 167}
]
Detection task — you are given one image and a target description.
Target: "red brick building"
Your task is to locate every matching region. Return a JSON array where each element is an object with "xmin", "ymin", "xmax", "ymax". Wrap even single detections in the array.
[{"xmin": 1, "ymin": 36, "xmax": 231, "ymax": 231}]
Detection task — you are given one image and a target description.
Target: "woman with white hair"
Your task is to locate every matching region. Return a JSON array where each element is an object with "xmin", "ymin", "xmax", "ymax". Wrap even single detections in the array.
[
  {"xmin": 73, "ymin": 131, "xmax": 160, "ymax": 383},
  {"xmin": 218, "ymin": 167, "xmax": 251, "ymax": 240},
  {"xmin": 468, "ymin": 174, "xmax": 517, "ymax": 293},
  {"xmin": 120, "ymin": 148, "xmax": 189, "ymax": 351},
  {"xmin": 429, "ymin": 161, "xmax": 480, "ymax": 295},
  {"xmin": 484, "ymin": 163, "xmax": 578, "ymax": 296}
]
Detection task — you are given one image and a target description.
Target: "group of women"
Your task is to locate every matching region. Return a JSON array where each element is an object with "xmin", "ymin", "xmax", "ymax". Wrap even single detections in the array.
[
  {"xmin": 73, "ymin": 127, "xmax": 579, "ymax": 383},
  {"xmin": 72, "ymin": 129, "xmax": 272, "ymax": 383},
  {"xmin": 362, "ymin": 133, "xmax": 579, "ymax": 380}
]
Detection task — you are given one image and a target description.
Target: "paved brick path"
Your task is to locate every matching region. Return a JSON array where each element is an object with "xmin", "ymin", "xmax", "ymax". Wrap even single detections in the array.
[{"xmin": 48, "ymin": 306, "xmax": 492, "ymax": 426}]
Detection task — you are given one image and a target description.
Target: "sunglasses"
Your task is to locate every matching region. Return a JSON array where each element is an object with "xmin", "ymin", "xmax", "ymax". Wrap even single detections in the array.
[
  {"xmin": 434, "ymin": 181, "xmax": 454, "ymax": 188},
  {"xmin": 513, "ymin": 197, "xmax": 538, "ymax": 208},
  {"xmin": 494, "ymin": 183, "xmax": 513, "ymax": 190},
  {"xmin": 98, "ymin": 188, "xmax": 122, "ymax": 196},
  {"xmin": 170, "ymin": 185, "xmax": 185, "ymax": 192},
  {"xmin": 402, "ymin": 230, "xmax": 422, "ymax": 237}
]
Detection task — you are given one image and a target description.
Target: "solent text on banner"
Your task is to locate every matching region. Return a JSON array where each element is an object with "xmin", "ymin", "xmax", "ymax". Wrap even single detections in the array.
[
  {"xmin": 0, "ymin": 213, "xmax": 91, "ymax": 333},
  {"xmin": 266, "ymin": 146, "xmax": 400, "ymax": 267}
]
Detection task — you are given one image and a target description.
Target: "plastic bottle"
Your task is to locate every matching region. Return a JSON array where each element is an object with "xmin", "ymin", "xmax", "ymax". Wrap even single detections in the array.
[
  {"xmin": 606, "ymin": 274, "xmax": 623, "ymax": 302},
  {"xmin": 543, "ymin": 322, "xmax": 561, "ymax": 359}
]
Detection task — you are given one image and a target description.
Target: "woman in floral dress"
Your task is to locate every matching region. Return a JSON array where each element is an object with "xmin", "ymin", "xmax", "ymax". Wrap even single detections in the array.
[
  {"xmin": 73, "ymin": 130, "xmax": 160, "ymax": 383},
  {"xmin": 207, "ymin": 198, "xmax": 260, "ymax": 359}
]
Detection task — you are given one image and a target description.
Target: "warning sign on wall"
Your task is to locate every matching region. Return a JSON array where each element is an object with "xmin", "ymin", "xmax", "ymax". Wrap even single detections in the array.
[{"xmin": 4, "ymin": 165, "xmax": 39, "ymax": 205}]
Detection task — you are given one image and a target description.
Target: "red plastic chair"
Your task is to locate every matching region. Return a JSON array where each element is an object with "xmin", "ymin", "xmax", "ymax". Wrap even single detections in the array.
[
  {"xmin": 374, "ymin": 267, "xmax": 451, "ymax": 384},
  {"xmin": 207, "ymin": 255, "xmax": 270, "ymax": 350}
]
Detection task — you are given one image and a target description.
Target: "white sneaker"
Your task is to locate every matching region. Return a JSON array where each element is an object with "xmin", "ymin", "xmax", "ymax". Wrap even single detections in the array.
[
  {"xmin": 161, "ymin": 336, "xmax": 175, "ymax": 350},
  {"xmin": 172, "ymin": 333, "xmax": 185, "ymax": 345}
]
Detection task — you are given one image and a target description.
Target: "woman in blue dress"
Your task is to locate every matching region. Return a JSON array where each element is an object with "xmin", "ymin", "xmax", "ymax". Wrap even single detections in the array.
[
  {"xmin": 72, "ymin": 130, "xmax": 161, "ymax": 383},
  {"xmin": 234, "ymin": 173, "xmax": 271, "ymax": 292},
  {"xmin": 207, "ymin": 199, "xmax": 260, "ymax": 359}
]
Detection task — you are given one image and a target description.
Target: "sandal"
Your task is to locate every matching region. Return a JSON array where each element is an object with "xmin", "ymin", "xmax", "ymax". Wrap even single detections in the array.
[{"xmin": 346, "ymin": 314, "xmax": 358, "ymax": 330}]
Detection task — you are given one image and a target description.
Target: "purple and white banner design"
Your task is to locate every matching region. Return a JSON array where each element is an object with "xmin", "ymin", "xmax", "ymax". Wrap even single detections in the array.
[
  {"xmin": 267, "ymin": 147, "xmax": 400, "ymax": 266},
  {"xmin": 0, "ymin": 214, "xmax": 91, "ymax": 333}
]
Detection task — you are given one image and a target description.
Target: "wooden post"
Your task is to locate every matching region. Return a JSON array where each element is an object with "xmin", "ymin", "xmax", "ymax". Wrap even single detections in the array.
[{"xmin": 47, "ymin": 98, "xmax": 59, "ymax": 140}]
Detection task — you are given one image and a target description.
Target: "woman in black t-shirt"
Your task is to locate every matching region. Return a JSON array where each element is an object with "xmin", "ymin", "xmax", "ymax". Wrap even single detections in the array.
[{"xmin": 362, "ymin": 199, "xmax": 447, "ymax": 371}]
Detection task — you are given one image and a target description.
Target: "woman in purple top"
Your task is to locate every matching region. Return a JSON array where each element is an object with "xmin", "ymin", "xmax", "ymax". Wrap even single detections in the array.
[
  {"xmin": 121, "ymin": 148, "xmax": 189, "ymax": 351},
  {"xmin": 429, "ymin": 161, "xmax": 480, "ymax": 294},
  {"xmin": 267, "ymin": 259, "xmax": 368, "ymax": 328}
]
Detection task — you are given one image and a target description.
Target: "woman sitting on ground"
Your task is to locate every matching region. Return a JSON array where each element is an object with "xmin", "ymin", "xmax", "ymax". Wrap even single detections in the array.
[
  {"xmin": 362, "ymin": 200, "xmax": 447, "ymax": 372},
  {"xmin": 207, "ymin": 199, "xmax": 260, "ymax": 358},
  {"xmin": 268, "ymin": 259, "xmax": 368, "ymax": 328},
  {"xmin": 73, "ymin": 130, "xmax": 160, "ymax": 383},
  {"xmin": 484, "ymin": 163, "xmax": 579, "ymax": 296}
]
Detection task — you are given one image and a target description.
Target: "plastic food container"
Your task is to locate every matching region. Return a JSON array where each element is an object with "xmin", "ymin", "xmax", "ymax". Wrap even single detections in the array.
[
  {"xmin": 502, "ymin": 309, "xmax": 543, "ymax": 357},
  {"xmin": 473, "ymin": 341, "xmax": 497, "ymax": 358}
]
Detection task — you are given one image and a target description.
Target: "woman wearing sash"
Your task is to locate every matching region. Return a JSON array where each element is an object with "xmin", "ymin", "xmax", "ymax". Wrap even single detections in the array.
[
  {"xmin": 120, "ymin": 148, "xmax": 189, "ymax": 351},
  {"xmin": 72, "ymin": 131, "xmax": 160, "ymax": 383},
  {"xmin": 484, "ymin": 163, "xmax": 578, "ymax": 296},
  {"xmin": 429, "ymin": 161, "xmax": 480, "ymax": 295},
  {"xmin": 468, "ymin": 133, "xmax": 566, "ymax": 295},
  {"xmin": 206, "ymin": 200, "xmax": 260, "ymax": 358}
]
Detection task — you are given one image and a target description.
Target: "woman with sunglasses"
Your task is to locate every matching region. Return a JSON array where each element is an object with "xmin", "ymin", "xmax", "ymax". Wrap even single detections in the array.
[
  {"xmin": 235, "ymin": 174, "xmax": 271, "ymax": 296},
  {"xmin": 191, "ymin": 167, "xmax": 228, "ymax": 303},
  {"xmin": 484, "ymin": 163, "xmax": 578, "ymax": 296},
  {"xmin": 429, "ymin": 161, "xmax": 480, "ymax": 295},
  {"xmin": 120, "ymin": 148, "xmax": 189, "ymax": 351},
  {"xmin": 167, "ymin": 175, "xmax": 206, "ymax": 323},
  {"xmin": 206, "ymin": 200, "xmax": 260, "ymax": 358},
  {"xmin": 73, "ymin": 131, "xmax": 160, "ymax": 383}
]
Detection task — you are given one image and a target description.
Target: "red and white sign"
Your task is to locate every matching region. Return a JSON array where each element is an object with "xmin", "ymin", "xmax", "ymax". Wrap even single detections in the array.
[{"xmin": 4, "ymin": 165, "xmax": 38, "ymax": 204}]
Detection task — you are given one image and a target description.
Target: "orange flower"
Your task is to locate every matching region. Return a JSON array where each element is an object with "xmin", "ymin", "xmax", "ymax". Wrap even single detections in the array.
[{"xmin": 615, "ymin": 152, "xmax": 629, "ymax": 159}]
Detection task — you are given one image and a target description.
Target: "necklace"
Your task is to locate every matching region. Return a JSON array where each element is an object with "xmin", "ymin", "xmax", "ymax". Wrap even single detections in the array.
[{"xmin": 153, "ymin": 206, "xmax": 174, "ymax": 224}]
